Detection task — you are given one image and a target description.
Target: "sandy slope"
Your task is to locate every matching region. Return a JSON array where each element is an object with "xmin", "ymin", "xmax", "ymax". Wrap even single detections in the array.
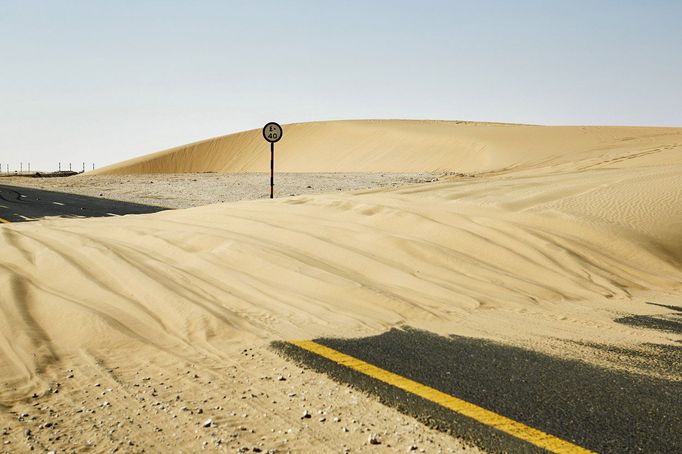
[
  {"xmin": 90, "ymin": 120, "xmax": 682, "ymax": 175},
  {"xmin": 1, "ymin": 121, "xmax": 681, "ymax": 451}
]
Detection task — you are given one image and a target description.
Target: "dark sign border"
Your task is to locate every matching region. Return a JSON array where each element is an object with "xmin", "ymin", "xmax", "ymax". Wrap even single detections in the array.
[{"xmin": 262, "ymin": 122, "xmax": 283, "ymax": 143}]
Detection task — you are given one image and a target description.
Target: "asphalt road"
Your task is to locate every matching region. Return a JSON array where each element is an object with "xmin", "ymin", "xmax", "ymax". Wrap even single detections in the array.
[
  {"xmin": 0, "ymin": 184, "xmax": 167, "ymax": 222},
  {"xmin": 276, "ymin": 325, "xmax": 682, "ymax": 453}
]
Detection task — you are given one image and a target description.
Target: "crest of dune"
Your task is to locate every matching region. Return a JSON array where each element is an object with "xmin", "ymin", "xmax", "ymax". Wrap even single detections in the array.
[
  {"xmin": 2, "ymin": 120, "xmax": 681, "ymax": 403},
  {"xmin": 90, "ymin": 119, "xmax": 679, "ymax": 174}
]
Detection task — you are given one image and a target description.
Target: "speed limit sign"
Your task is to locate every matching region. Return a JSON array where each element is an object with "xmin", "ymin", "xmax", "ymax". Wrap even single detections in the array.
[
  {"xmin": 263, "ymin": 122, "xmax": 283, "ymax": 198},
  {"xmin": 263, "ymin": 122, "xmax": 282, "ymax": 143}
]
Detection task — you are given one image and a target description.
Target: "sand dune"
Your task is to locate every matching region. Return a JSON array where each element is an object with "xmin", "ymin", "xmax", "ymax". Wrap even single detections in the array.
[
  {"xmin": 90, "ymin": 120, "xmax": 682, "ymax": 175},
  {"xmin": 1, "ymin": 121, "xmax": 681, "ymax": 451}
]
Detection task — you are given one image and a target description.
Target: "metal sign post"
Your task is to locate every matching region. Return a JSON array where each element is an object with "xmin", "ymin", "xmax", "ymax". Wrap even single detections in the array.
[{"xmin": 262, "ymin": 122, "xmax": 283, "ymax": 199}]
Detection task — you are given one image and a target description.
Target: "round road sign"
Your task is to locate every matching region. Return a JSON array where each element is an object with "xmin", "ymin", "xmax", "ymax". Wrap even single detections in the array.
[{"xmin": 263, "ymin": 122, "xmax": 283, "ymax": 143}]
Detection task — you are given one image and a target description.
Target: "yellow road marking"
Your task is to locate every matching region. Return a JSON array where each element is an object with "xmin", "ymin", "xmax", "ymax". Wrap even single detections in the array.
[
  {"xmin": 0, "ymin": 216, "xmax": 10, "ymax": 223},
  {"xmin": 289, "ymin": 340, "xmax": 594, "ymax": 454}
]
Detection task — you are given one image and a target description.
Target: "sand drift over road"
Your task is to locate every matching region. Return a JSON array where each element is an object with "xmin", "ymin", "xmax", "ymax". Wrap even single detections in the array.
[
  {"xmin": 0, "ymin": 121, "xmax": 681, "ymax": 451},
  {"xmin": 3, "ymin": 144, "xmax": 681, "ymax": 396}
]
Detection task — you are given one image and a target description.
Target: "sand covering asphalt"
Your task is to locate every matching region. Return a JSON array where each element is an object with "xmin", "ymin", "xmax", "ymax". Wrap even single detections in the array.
[{"xmin": 0, "ymin": 120, "xmax": 681, "ymax": 452}]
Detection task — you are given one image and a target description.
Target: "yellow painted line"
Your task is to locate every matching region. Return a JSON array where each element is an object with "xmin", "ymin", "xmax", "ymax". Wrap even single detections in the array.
[
  {"xmin": 0, "ymin": 216, "xmax": 10, "ymax": 223},
  {"xmin": 289, "ymin": 340, "xmax": 593, "ymax": 454}
]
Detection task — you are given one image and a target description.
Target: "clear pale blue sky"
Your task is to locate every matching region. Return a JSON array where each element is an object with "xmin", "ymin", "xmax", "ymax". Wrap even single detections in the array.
[{"xmin": 1, "ymin": 0, "xmax": 681, "ymax": 171}]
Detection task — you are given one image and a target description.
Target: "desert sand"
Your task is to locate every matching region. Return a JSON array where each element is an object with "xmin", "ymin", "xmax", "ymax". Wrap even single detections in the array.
[
  {"xmin": 89, "ymin": 120, "xmax": 682, "ymax": 176},
  {"xmin": 1, "ymin": 120, "xmax": 681, "ymax": 452}
]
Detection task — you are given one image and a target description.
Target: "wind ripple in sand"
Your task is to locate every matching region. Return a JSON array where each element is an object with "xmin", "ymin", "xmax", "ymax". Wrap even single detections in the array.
[{"xmin": 2, "ymin": 169, "xmax": 681, "ymax": 402}]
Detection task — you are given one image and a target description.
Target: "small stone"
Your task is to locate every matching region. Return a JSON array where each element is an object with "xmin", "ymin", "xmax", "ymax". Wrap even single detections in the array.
[
  {"xmin": 368, "ymin": 433, "xmax": 381, "ymax": 445},
  {"xmin": 333, "ymin": 417, "xmax": 341, "ymax": 422},
  {"xmin": 301, "ymin": 410, "xmax": 311, "ymax": 419},
  {"xmin": 277, "ymin": 376, "xmax": 286, "ymax": 381},
  {"xmin": 202, "ymin": 418, "xmax": 213, "ymax": 428}
]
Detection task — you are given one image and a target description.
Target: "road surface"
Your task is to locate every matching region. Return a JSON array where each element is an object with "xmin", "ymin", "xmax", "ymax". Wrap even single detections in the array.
[
  {"xmin": 276, "ymin": 323, "xmax": 681, "ymax": 453},
  {"xmin": 0, "ymin": 184, "xmax": 167, "ymax": 223}
]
